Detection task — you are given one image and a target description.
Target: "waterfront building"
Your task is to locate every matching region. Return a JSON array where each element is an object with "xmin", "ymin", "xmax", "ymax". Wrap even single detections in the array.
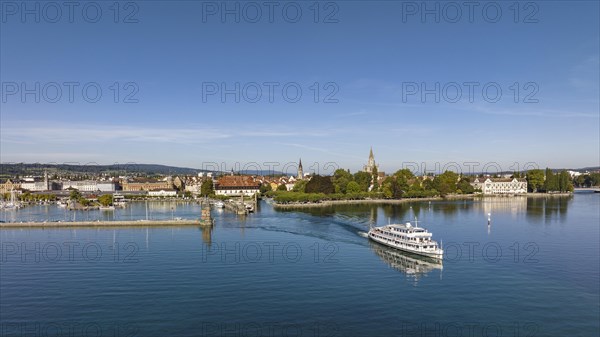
[
  {"xmin": 121, "ymin": 178, "xmax": 173, "ymax": 192},
  {"xmin": 20, "ymin": 178, "xmax": 48, "ymax": 192},
  {"xmin": 97, "ymin": 182, "xmax": 116, "ymax": 192},
  {"xmin": 471, "ymin": 177, "xmax": 528, "ymax": 195},
  {"xmin": 148, "ymin": 189, "xmax": 178, "ymax": 197},
  {"xmin": 0, "ymin": 179, "xmax": 21, "ymax": 193},
  {"xmin": 215, "ymin": 176, "xmax": 260, "ymax": 196},
  {"xmin": 61, "ymin": 180, "xmax": 98, "ymax": 192}
]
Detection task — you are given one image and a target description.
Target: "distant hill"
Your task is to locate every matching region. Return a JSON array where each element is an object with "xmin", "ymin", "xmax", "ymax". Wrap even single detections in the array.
[
  {"xmin": 0, "ymin": 163, "xmax": 211, "ymax": 177},
  {"xmin": 1, "ymin": 162, "xmax": 596, "ymax": 178},
  {"xmin": 0, "ymin": 163, "xmax": 287, "ymax": 177}
]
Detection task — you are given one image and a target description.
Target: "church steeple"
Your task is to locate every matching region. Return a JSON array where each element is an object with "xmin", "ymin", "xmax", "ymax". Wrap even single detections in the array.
[
  {"xmin": 364, "ymin": 147, "xmax": 378, "ymax": 174},
  {"xmin": 367, "ymin": 147, "xmax": 375, "ymax": 168},
  {"xmin": 297, "ymin": 158, "xmax": 304, "ymax": 180}
]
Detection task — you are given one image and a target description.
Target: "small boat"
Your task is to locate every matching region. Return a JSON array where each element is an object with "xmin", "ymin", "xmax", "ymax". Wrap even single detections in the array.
[
  {"xmin": 214, "ymin": 201, "xmax": 225, "ymax": 208},
  {"xmin": 99, "ymin": 206, "xmax": 115, "ymax": 211},
  {"xmin": 368, "ymin": 218, "xmax": 443, "ymax": 259}
]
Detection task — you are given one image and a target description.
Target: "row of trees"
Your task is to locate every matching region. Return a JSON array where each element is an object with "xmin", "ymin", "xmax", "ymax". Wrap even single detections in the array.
[
  {"xmin": 526, "ymin": 169, "xmax": 574, "ymax": 193},
  {"xmin": 269, "ymin": 169, "xmax": 478, "ymax": 203},
  {"xmin": 10, "ymin": 192, "xmax": 57, "ymax": 202},
  {"xmin": 572, "ymin": 173, "xmax": 600, "ymax": 188},
  {"xmin": 379, "ymin": 169, "xmax": 475, "ymax": 198}
]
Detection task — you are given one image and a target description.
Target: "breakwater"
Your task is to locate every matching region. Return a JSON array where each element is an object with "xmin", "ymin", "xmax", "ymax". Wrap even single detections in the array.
[{"xmin": 0, "ymin": 219, "xmax": 211, "ymax": 228}]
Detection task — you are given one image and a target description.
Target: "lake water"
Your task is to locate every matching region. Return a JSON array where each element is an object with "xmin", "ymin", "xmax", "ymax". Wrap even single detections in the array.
[{"xmin": 1, "ymin": 193, "xmax": 598, "ymax": 337}]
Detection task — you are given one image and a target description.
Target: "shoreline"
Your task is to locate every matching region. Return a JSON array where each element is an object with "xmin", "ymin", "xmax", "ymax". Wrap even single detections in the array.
[
  {"xmin": 273, "ymin": 193, "xmax": 573, "ymax": 209},
  {"xmin": 0, "ymin": 219, "xmax": 212, "ymax": 228}
]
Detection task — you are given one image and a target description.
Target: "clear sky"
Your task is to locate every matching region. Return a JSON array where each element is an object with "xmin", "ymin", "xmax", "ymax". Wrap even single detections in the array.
[{"xmin": 1, "ymin": 0, "xmax": 598, "ymax": 174}]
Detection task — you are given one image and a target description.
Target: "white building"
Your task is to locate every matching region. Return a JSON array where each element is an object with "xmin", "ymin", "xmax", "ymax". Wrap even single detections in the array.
[
  {"xmin": 20, "ymin": 173, "xmax": 49, "ymax": 192},
  {"xmin": 62, "ymin": 180, "xmax": 98, "ymax": 192},
  {"xmin": 148, "ymin": 189, "xmax": 178, "ymax": 197},
  {"xmin": 20, "ymin": 180, "xmax": 48, "ymax": 192},
  {"xmin": 215, "ymin": 176, "xmax": 259, "ymax": 197},
  {"xmin": 97, "ymin": 182, "xmax": 116, "ymax": 192},
  {"xmin": 471, "ymin": 177, "xmax": 528, "ymax": 195}
]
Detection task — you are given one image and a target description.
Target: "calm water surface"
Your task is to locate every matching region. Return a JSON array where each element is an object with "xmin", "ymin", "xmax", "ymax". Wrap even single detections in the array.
[{"xmin": 1, "ymin": 193, "xmax": 598, "ymax": 337}]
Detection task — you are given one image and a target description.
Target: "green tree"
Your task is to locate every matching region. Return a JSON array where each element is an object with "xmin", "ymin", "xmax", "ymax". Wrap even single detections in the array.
[
  {"xmin": 305, "ymin": 175, "xmax": 335, "ymax": 194},
  {"xmin": 590, "ymin": 173, "xmax": 600, "ymax": 186},
  {"xmin": 333, "ymin": 169, "xmax": 353, "ymax": 194},
  {"xmin": 277, "ymin": 184, "xmax": 288, "ymax": 191},
  {"xmin": 371, "ymin": 166, "xmax": 379, "ymax": 191},
  {"xmin": 557, "ymin": 170, "xmax": 573, "ymax": 192},
  {"xmin": 381, "ymin": 177, "xmax": 394, "ymax": 198},
  {"xmin": 259, "ymin": 183, "xmax": 272, "ymax": 194},
  {"xmin": 457, "ymin": 178, "xmax": 475, "ymax": 194},
  {"xmin": 526, "ymin": 169, "xmax": 545, "ymax": 192},
  {"xmin": 200, "ymin": 179, "xmax": 215, "ymax": 196},
  {"xmin": 98, "ymin": 194, "xmax": 113, "ymax": 206},
  {"xmin": 433, "ymin": 171, "xmax": 458, "ymax": 196},
  {"xmin": 353, "ymin": 171, "xmax": 372, "ymax": 192},
  {"xmin": 69, "ymin": 189, "xmax": 82, "ymax": 200},
  {"xmin": 422, "ymin": 178, "xmax": 436, "ymax": 192},
  {"xmin": 292, "ymin": 180, "xmax": 307, "ymax": 193},
  {"xmin": 544, "ymin": 168, "xmax": 557, "ymax": 192},
  {"xmin": 380, "ymin": 176, "xmax": 405, "ymax": 199},
  {"xmin": 574, "ymin": 175, "xmax": 586, "ymax": 187},
  {"xmin": 393, "ymin": 169, "xmax": 415, "ymax": 181},
  {"xmin": 346, "ymin": 181, "xmax": 361, "ymax": 194}
]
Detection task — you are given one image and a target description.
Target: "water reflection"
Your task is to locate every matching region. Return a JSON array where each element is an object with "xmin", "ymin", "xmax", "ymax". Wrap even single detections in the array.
[
  {"xmin": 476, "ymin": 196, "xmax": 527, "ymax": 217},
  {"xmin": 526, "ymin": 196, "xmax": 572, "ymax": 223},
  {"xmin": 369, "ymin": 241, "xmax": 443, "ymax": 285},
  {"xmin": 200, "ymin": 224, "xmax": 214, "ymax": 246}
]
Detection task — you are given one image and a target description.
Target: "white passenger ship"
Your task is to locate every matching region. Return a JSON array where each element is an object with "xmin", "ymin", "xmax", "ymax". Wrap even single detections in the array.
[{"xmin": 368, "ymin": 218, "xmax": 444, "ymax": 259}]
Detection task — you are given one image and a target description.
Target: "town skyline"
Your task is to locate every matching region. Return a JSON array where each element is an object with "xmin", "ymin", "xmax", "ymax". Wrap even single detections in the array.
[{"xmin": 1, "ymin": 153, "xmax": 598, "ymax": 177}]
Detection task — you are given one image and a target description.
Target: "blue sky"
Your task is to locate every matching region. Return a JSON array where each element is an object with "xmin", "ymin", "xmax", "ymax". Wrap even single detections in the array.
[{"xmin": 1, "ymin": 0, "xmax": 598, "ymax": 174}]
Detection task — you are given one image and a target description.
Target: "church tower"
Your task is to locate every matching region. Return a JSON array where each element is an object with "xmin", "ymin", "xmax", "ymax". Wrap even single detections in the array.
[
  {"xmin": 364, "ymin": 147, "xmax": 378, "ymax": 174},
  {"xmin": 297, "ymin": 158, "xmax": 304, "ymax": 180},
  {"xmin": 44, "ymin": 170, "xmax": 49, "ymax": 191}
]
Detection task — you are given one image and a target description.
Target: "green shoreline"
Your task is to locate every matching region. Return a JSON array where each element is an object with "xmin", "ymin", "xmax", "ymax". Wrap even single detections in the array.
[{"xmin": 272, "ymin": 193, "xmax": 573, "ymax": 209}]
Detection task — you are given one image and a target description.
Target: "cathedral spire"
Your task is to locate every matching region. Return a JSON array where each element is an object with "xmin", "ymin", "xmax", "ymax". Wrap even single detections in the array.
[
  {"xmin": 297, "ymin": 158, "xmax": 304, "ymax": 180},
  {"xmin": 365, "ymin": 147, "xmax": 377, "ymax": 174}
]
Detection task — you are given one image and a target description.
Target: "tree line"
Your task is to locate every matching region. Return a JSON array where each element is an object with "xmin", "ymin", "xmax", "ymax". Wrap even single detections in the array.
[
  {"xmin": 269, "ymin": 168, "xmax": 478, "ymax": 203},
  {"xmin": 525, "ymin": 169, "xmax": 574, "ymax": 193}
]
